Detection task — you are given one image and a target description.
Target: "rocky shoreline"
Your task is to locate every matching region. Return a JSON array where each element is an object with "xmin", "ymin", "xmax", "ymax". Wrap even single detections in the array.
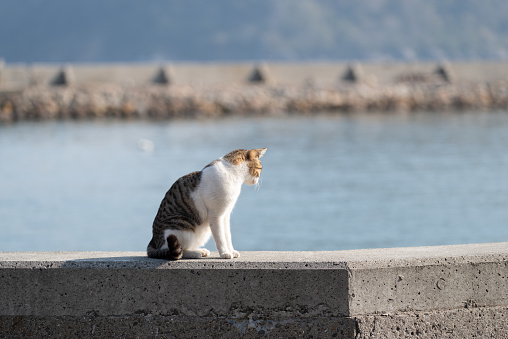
[{"xmin": 1, "ymin": 80, "xmax": 508, "ymax": 123}]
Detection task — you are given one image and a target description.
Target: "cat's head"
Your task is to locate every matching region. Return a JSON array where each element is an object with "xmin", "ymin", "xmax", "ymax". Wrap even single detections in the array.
[{"xmin": 224, "ymin": 148, "xmax": 267, "ymax": 185}]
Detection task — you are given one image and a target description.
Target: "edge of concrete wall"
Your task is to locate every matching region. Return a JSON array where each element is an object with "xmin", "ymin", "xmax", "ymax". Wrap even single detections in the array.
[
  {"xmin": 2, "ymin": 61, "xmax": 508, "ymax": 89},
  {"xmin": 1, "ymin": 243, "xmax": 507, "ymax": 338}
]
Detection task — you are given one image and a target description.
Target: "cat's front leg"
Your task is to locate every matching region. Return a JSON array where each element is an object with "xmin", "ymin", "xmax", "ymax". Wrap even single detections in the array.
[
  {"xmin": 223, "ymin": 213, "xmax": 240, "ymax": 258},
  {"xmin": 210, "ymin": 215, "xmax": 234, "ymax": 259}
]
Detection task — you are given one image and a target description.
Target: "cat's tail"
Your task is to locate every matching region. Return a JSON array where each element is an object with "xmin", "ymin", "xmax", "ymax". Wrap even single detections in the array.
[{"xmin": 147, "ymin": 235, "xmax": 183, "ymax": 260}]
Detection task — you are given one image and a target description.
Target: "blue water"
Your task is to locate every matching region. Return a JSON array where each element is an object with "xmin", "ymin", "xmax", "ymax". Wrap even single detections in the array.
[{"xmin": 1, "ymin": 111, "xmax": 508, "ymax": 252}]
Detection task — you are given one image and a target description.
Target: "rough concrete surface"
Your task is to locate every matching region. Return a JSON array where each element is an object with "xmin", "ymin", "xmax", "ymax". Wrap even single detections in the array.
[
  {"xmin": 1, "ymin": 243, "xmax": 507, "ymax": 338},
  {"xmin": 1, "ymin": 241, "xmax": 507, "ymax": 269},
  {"xmin": 0, "ymin": 315, "xmax": 356, "ymax": 339},
  {"xmin": 1, "ymin": 308, "xmax": 506, "ymax": 338},
  {"xmin": 355, "ymin": 306, "xmax": 508, "ymax": 339}
]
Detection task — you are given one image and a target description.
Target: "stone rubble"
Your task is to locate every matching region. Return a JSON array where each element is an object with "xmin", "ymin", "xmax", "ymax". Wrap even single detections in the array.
[{"xmin": 1, "ymin": 79, "xmax": 508, "ymax": 123}]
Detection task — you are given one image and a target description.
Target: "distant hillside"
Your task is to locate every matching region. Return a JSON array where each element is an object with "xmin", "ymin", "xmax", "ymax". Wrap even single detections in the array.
[{"xmin": 1, "ymin": 0, "xmax": 508, "ymax": 63}]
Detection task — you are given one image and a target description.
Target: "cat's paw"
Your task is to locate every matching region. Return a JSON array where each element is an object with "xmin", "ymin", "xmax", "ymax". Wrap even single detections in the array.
[
  {"xmin": 220, "ymin": 251, "xmax": 234, "ymax": 259},
  {"xmin": 232, "ymin": 250, "xmax": 240, "ymax": 258},
  {"xmin": 199, "ymin": 248, "xmax": 210, "ymax": 257}
]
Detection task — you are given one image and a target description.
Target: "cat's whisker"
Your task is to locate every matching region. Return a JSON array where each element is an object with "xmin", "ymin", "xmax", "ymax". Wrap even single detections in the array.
[{"xmin": 255, "ymin": 178, "xmax": 262, "ymax": 191}]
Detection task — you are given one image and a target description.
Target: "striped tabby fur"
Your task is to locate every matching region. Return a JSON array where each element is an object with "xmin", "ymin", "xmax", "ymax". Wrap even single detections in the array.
[{"xmin": 147, "ymin": 148, "xmax": 266, "ymax": 260}]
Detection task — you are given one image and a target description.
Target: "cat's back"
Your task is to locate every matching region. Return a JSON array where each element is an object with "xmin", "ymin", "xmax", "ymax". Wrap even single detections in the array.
[
  {"xmin": 154, "ymin": 171, "xmax": 202, "ymax": 221},
  {"xmin": 161, "ymin": 157, "xmax": 228, "ymax": 207},
  {"xmin": 163, "ymin": 170, "xmax": 202, "ymax": 201},
  {"xmin": 176, "ymin": 170, "xmax": 202, "ymax": 189}
]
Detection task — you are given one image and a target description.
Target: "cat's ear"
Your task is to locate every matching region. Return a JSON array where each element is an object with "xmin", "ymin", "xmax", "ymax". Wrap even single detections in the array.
[
  {"xmin": 248, "ymin": 148, "xmax": 267, "ymax": 160},
  {"xmin": 257, "ymin": 148, "xmax": 267, "ymax": 158}
]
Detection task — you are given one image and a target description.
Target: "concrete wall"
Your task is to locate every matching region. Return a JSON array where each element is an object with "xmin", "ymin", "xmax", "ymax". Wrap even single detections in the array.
[
  {"xmin": 2, "ymin": 60, "xmax": 508, "ymax": 90},
  {"xmin": 1, "ymin": 243, "xmax": 507, "ymax": 338}
]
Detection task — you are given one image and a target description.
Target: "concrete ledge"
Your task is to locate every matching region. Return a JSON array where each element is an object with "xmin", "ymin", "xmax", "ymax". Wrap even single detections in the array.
[
  {"xmin": 1, "ymin": 243, "xmax": 507, "ymax": 338},
  {"xmin": 2, "ymin": 61, "xmax": 508, "ymax": 89}
]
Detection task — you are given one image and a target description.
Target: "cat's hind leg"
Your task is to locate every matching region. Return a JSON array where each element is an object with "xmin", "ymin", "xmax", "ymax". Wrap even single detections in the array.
[
  {"xmin": 198, "ymin": 248, "xmax": 210, "ymax": 257},
  {"xmin": 182, "ymin": 250, "xmax": 203, "ymax": 259},
  {"xmin": 181, "ymin": 248, "xmax": 209, "ymax": 259},
  {"xmin": 182, "ymin": 225, "xmax": 211, "ymax": 258}
]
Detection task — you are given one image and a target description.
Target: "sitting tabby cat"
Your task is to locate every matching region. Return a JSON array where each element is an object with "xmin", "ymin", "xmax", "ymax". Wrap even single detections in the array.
[{"xmin": 147, "ymin": 148, "xmax": 266, "ymax": 260}]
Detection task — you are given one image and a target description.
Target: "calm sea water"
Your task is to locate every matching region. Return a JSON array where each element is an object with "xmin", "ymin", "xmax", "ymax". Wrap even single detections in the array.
[{"xmin": 1, "ymin": 111, "xmax": 508, "ymax": 252}]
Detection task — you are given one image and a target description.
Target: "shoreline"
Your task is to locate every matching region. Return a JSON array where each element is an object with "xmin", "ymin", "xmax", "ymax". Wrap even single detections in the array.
[{"xmin": 1, "ymin": 80, "xmax": 508, "ymax": 123}]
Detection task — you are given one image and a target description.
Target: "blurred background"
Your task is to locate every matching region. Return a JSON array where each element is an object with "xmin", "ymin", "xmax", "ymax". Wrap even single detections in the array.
[
  {"xmin": 2, "ymin": 0, "xmax": 508, "ymax": 63},
  {"xmin": 1, "ymin": 1, "xmax": 508, "ymax": 253}
]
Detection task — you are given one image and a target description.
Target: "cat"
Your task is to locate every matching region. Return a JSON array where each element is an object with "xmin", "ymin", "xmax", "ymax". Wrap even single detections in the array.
[{"xmin": 147, "ymin": 148, "xmax": 266, "ymax": 260}]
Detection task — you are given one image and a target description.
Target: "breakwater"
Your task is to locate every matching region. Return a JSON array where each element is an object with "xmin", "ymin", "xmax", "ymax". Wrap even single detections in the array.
[
  {"xmin": 1, "ymin": 61, "xmax": 508, "ymax": 122},
  {"xmin": 1, "ymin": 243, "xmax": 507, "ymax": 338}
]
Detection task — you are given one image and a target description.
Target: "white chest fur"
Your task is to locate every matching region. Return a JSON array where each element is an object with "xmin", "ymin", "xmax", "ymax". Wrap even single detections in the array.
[{"xmin": 194, "ymin": 160, "xmax": 246, "ymax": 214}]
